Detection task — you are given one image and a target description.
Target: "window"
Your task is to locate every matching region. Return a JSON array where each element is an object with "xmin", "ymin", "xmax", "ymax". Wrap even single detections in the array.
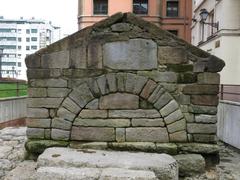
[
  {"xmin": 26, "ymin": 46, "xmax": 30, "ymax": 50},
  {"xmin": 166, "ymin": 1, "xmax": 179, "ymax": 17},
  {"xmin": 31, "ymin": 29, "xmax": 38, "ymax": 33},
  {"xmin": 26, "ymin": 38, "xmax": 30, "ymax": 42},
  {"xmin": 168, "ymin": 30, "xmax": 178, "ymax": 36},
  {"xmin": 31, "ymin": 37, "xmax": 37, "ymax": 41},
  {"xmin": 93, "ymin": 0, "xmax": 108, "ymax": 15},
  {"xmin": 18, "ymin": 46, "xmax": 21, "ymax": 50},
  {"xmin": 18, "ymin": 38, "xmax": 22, "ymax": 42},
  {"xmin": 0, "ymin": 28, "xmax": 16, "ymax": 33},
  {"xmin": 31, "ymin": 45, "xmax": 37, "ymax": 50},
  {"xmin": 26, "ymin": 29, "xmax": 30, "ymax": 34},
  {"xmin": 2, "ymin": 62, "xmax": 16, "ymax": 66},
  {"xmin": 133, "ymin": 0, "xmax": 148, "ymax": 15},
  {"xmin": 0, "ymin": 37, "xmax": 16, "ymax": 41},
  {"xmin": 0, "ymin": 45, "xmax": 16, "ymax": 49},
  {"xmin": 18, "ymin": 62, "xmax": 21, "ymax": 67}
]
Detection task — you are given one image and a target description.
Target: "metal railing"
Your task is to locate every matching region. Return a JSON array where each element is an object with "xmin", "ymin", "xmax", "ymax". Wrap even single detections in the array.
[
  {"xmin": 0, "ymin": 79, "xmax": 27, "ymax": 98},
  {"xmin": 219, "ymin": 84, "xmax": 240, "ymax": 103}
]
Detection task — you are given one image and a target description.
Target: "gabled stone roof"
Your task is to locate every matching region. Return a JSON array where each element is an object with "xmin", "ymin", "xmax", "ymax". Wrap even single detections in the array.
[{"xmin": 26, "ymin": 12, "xmax": 225, "ymax": 73}]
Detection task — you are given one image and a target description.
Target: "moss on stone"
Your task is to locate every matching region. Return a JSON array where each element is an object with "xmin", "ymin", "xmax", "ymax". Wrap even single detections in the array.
[
  {"xmin": 178, "ymin": 72, "xmax": 197, "ymax": 83},
  {"xmin": 25, "ymin": 139, "xmax": 69, "ymax": 160},
  {"xmin": 167, "ymin": 64, "xmax": 193, "ymax": 72}
]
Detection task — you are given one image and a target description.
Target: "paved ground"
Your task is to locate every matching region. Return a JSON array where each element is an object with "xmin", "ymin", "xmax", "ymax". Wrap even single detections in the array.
[{"xmin": 1, "ymin": 127, "xmax": 240, "ymax": 180}]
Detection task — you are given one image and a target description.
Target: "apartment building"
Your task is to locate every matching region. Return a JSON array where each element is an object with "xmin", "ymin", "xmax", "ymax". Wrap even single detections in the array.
[
  {"xmin": 78, "ymin": 0, "xmax": 192, "ymax": 42},
  {"xmin": 0, "ymin": 17, "xmax": 61, "ymax": 80},
  {"xmin": 192, "ymin": 0, "xmax": 240, "ymax": 84}
]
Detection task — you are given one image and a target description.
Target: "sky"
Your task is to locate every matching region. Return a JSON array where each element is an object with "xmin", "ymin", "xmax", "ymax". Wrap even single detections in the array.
[{"xmin": 0, "ymin": 0, "xmax": 78, "ymax": 36}]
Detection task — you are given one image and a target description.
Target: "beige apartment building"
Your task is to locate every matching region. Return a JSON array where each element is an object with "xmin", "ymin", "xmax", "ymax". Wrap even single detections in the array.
[
  {"xmin": 192, "ymin": 0, "xmax": 240, "ymax": 84},
  {"xmin": 78, "ymin": 0, "xmax": 192, "ymax": 42}
]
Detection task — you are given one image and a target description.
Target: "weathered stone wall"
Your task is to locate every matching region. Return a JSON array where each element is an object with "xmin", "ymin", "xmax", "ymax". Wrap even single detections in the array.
[{"xmin": 25, "ymin": 13, "xmax": 224, "ymax": 156}]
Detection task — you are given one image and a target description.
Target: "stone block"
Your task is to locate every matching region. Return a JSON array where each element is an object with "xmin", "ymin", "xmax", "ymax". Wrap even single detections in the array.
[
  {"xmin": 155, "ymin": 143, "xmax": 178, "ymax": 155},
  {"xmin": 190, "ymin": 105, "xmax": 217, "ymax": 115},
  {"xmin": 70, "ymin": 46, "xmax": 87, "ymax": 68},
  {"xmin": 57, "ymin": 107, "xmax": 76, "ymax": 122},
  {"xmin": 74, "ymin": 118, "xmax": 130, "ymax": 127},
  {"xmin": 148, "ymin": 85, "xmax": 165, "ymax": 104},
  {"xmin": 41, "ymin": 51, "xmax": 69, "ymax": 68},
  {"xmin": 49, "ymin": 109, "xmax": 56, "ymax": 118},
  {"xmin": 27, "ymin": 128, "xmax": 45, "ymax": 139},
  {"xmin": 96, "ymin": 75, "xmax": 109, "ymax": 95},
  {"xmin": 158, "ymin": 47, "xmax": 187, "ymax": 64},
  {"xmin": 177, "ymin": 72, "xmax": 197, "ymax": 84},
  {"xmin": 116, "ymin": 73, "xmax": 126, "ymax": 92},
  {"xmin": 138, "ymin": 71, "xmax": 177, "ymax": 83},
  {"xmin": 50, "ymin": 69, "xmax": 62, "ymax": 78},
  {"xmin": 167, "ymin": 119, "xmax": 186, "ymax": 133},
  {"xmin": 45, "ymin": 129, "xmax": 51, "ymax": 139},
  {"xmin": 28, "ymin": 88, "xmax": 47, "ymax": 97},
  {"xmin": 71, "ymin": 127, "xmax": 115, "ymax": 141},
  {"xmin": 99, "ymin": 93, "xmax": 139, "ymax": 109},
  {"xmin": 106, "ymin": 73, "xmax": 117, "ymax": 93},
  {"xmin": 198, "ymin": 73, "xmax": 220, "ymax": 84},
  {"xmin": 62, "ymin": 97, "xmax": 81, "ymax": 115},
  {"xmin": 52, "ymin": 118, "xmax": 72, "ymax": 130},
  {"xmin": 187, "ymin": 123, "xmax": 217, "ymax": 134},
  {"xmin": 125, "ymin": 73, "xmax": 148, "ymax": 95},
  {"xmin": 177, "ymin": 94, "xmax": 190, "ymax": 105},
  {"xmin": 30, "ymin": 79, "xmax": 67, "ymax": 88},
  {"xmin": 79, "ymin": 110, "xmax": 108, "ymax": 118},
  {"xmin": 27, "ymin": 69, "xmax": 51, "ymax": 79},
  {"xmin": 109, "ymin": 142, "xmax": 156, "ymax": 152},
  {"xmin": 88, "ymin": 42, "xmax": 103, "ymax": 69},
  {"xmin": 184, "ymin": 113, "xmax": 195, "ymax": 123},
  {"xmin": 109, "ymin": 109, "xmax": 161, "ymax": 118},
  {"xmin": 26, "ymin": 118, "xmax": 51, "ymax": 128},
  {"xmin": 86, "ymin": 78, "xmax": 102, "ymax": 97},
  {"xmin": 27, "ymin": 108, "xmax": 49, "ymax": 118},
  {"xmin": 86, "ymin": 99, "xmax": 99, "ymax": 109},
  {"xmin": 140, "ymin": 79, "xmax": 157, "ymax": 99},
  {"xmin": 191, "ymin": 95, "xmax": 218, "ymax": 106},
  {"xmin": 132, "ymin": 118, "xmax": 165, "ymax": 127},
  {"xmin": 154, "ymin": 93, "xmax": 173, "ymax": 110},
  {"xmin": 47, "ymin": 88, "xmax": 70, "ymax": 98},
  {"xmin": 116, "ymin": 128, "xmax": 126, "ymax": 142},
  {"xmin": 167, "ymin": 64, "xmax": 193, "ymax": 72},
  {"xmin": 193, "ymin": 134, "xmax": 216, "ymax": 143},
  {"xmin": 27, "ymin": 98, "xmax": 63, "ymax": 108},
  {"xmin": 160, "ymin": 100, "xmax": 179, "ymax": 117},
  {"xmin": 70, "ymin": 142, "xmax": 108, "ymax": 150},
  {"xmin": 111, "ymin": 23, "xmax": 132, "ymax": 32},
  {"xmin": 25, "ymin": 54, "xmax": 41, "ymax": 68},
  {"xmin": 177, "ymin": 143, "xmax": 220, "ymax": 154},
  {"xmin": 51, "ymin": 129, "xmax": 70, "ymax": 141},
  {"xmin": 100, "ymin": 168, "xmax": 157, "ymax": 180},
  {"xmin": 126, "ymin": 128, "xmax": 169, "ymax": 142},
  {"xmin": 103, "ymin": 39, "xmax": 157, "ymax": 70},
  {"xmin": 174, "ymin": 154, "xmax": 205, "ymax": 177},
  {"xmin": 164, "ymin": 109, "xmax": 184, "ymax": 125},
  {"xmin": 69, "ymin": 83, "xmax": 94, "ymax": 107},
  {"xmin": 195, "ymin": 115, "xmax": 217, "ymax": 123},
  {"xmin": 183, "ymin": 84, "xmax": 219, "ymax": 95},
  {"xmin": 169, "ymin": 131, "xmax": 187, "ymax": 142},
  {"xmin": 161, "ymin": 83, "xmax": 177, "ymax": 93}
]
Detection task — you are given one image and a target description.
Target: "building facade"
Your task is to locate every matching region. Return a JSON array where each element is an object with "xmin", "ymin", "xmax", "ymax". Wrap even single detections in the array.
[
  {"xmin": 192, "ymin": 0, "xmax": 240, "ymax": 84},
  {"xmin": 78, "ymin": 0, "xmax": 192, "ymax": 42},
  {"xmin": 0, "ymin": 17, "xmax": 61, "ymax": 80}
]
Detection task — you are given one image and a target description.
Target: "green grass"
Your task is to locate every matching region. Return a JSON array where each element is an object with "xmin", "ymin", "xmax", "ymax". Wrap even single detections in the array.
[{"xmin": 0, "ymin": 83, "xmax": 27, "ymax": 98}]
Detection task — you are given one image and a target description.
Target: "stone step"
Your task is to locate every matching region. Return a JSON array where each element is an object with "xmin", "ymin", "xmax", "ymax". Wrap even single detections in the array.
[
  {"xmin": 37, "ymin": 147, "xmax": 178, "ymax": 180},
  {"xmin": 36, "ymin": 167, "xmax": 158, "ymax": 180}
]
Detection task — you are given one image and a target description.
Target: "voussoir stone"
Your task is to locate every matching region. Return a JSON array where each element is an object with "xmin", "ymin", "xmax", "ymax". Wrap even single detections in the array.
[
  {"xmin": 160, "ymin": 100, "xmax": 179, "ymax": 117},
  {"xmin": 154, "ymin": 93, "xmax": 172, "ymax": 110},
  {"xmin": 169, "ymin": 131, "xmax": 187, "ymax": 142},
  {"xmin": 57, "ymin": 107, "xmax": 76, "ymax": 122},
  {"xmin": 164, "ymin": 109, "xmax": 184, "ymax": 125},
  {"xmin": 103, "ymin": 39, "xmax": 157, "ymax": 70},
  {"xmin": 126, "ymin": 127, "xmax": 169, "ymax": 142},
  {"xmin": 140, "ymin": 79, "xmax": 157, "ymax": 99},
  {"xmin": 99, "ymin": 93, "xmax": 139, "ymax": 110},
  {"xmin": 148, "ymin": 85, "xmax": 165, "ymax": 104},
  {"xmin": 62, "ymin": 97, "xmax": 82, "ymax": 115},
  {"xmin": 167, "ymin": 119, "xmax": 186, "ymax": 133},
  {"xmin": 125, "ymin": 73, "xmax": 148, "ymax": 95}
]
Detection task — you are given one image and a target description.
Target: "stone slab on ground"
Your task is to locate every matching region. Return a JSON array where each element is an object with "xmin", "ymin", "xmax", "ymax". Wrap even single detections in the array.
[
  {"xmin": 37, "ymin": 147, "xmax": 178, "ymax": 180},
  {"xmin": 36, "ymin": 167, "xmax": 158, "ymax": 180}
]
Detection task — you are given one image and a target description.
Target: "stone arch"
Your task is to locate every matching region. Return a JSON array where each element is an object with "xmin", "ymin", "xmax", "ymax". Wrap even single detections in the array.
[{"xmin": 52, "ymin": 73, "xmax": 187, "ymax": 143}]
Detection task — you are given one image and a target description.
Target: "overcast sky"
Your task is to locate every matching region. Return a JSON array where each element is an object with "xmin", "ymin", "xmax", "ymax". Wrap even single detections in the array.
[{"xmin": 0, "ymin": 0, "xmax": 78, "ymax": 36}]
